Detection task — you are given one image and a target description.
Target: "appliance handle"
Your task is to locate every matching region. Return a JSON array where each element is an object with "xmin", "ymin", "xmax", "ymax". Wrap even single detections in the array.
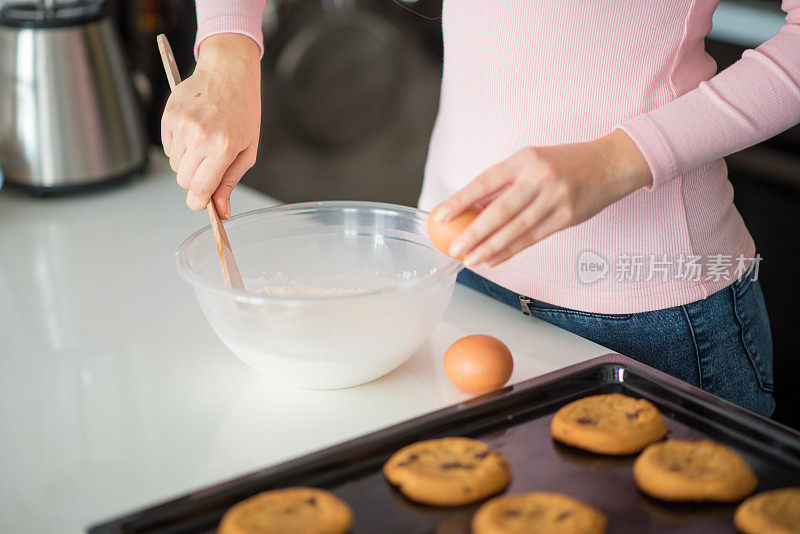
[{"xmin": 40, "ymin": 0, "xmax": 55, "ymax": 21}]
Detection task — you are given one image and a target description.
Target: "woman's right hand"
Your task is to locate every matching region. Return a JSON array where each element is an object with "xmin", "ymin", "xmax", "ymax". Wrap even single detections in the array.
[{"xmin": 161, "ymin": 33, "xmax": 262, "ymax": 219}]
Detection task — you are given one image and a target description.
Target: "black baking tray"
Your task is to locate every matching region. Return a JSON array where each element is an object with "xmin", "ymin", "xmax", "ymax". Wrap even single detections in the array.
[{"xmin": 88, "ymin": 354, "xmax": 800, "ymax": 533}]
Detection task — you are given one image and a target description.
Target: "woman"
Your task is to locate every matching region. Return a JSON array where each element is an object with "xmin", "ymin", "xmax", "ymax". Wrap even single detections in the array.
[{"xmin": 161, "ymin": 2, "xmax": 800, "ymax": 416}]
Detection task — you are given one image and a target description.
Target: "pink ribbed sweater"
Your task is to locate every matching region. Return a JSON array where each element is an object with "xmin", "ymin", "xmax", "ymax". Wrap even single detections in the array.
[{"xmin": 196, "ymin": 1, "xmax": 800, "ymax": 313}]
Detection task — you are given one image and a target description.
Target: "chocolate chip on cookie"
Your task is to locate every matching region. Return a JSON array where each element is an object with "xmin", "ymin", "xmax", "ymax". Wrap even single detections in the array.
[
  {"xmin": 472, "ymin": 492, "xmax": 607, "ymax": 534},
  {"xmin": 218, "ymin": 487, "xmax": 353, "ymax": 534},
  {"xmin": 383, "ymin": 437, "xmax": 511, "ymax": 506},
  {"xmin": 633, "ymin": 439, "xmax": 758, "ymax": 502},
  {"xmin": 551, "ymin": 393, "xmax": 668, "ymax": 455},
  {"xmin": 734, "ymin": 487, "xmax": 800, "ymax": 534}
]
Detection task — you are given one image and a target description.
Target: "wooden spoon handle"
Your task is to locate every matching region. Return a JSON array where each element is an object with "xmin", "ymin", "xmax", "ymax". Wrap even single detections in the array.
[
  {"xmin": 157, "ymin": 34, "xmax": 246, "ymax": 291},
  {"xmin": 207, "ymin": 200, "xmax": 246, "ymax": 290},
  {"xmin": 156, "ymin": 34, "xmax": 181, "ymax": 91}
]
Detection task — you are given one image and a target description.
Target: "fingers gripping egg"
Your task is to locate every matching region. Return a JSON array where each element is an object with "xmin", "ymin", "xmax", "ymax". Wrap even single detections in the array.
[
  {"xmin": 444, "ymin": 335, "xmax": 514, "ymax": 394},
  {"xmin": 427, "ymin": 206, "xmax": 481, "ymax": 260}
]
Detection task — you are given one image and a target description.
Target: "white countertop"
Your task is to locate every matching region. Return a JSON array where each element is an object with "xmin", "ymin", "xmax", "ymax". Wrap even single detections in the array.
[{"xmin": 0, "ymin": 152, "xmax": 609, "ymax": 533}]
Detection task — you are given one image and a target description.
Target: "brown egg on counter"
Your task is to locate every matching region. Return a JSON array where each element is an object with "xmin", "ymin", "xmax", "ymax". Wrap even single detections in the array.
[
  {"xmin": 444, "ymin": 335, "xmax": 513, "ymax": 394},
  {"xmin": 427, "ymin": 206, "xmax": 481, "ymax": 260}
]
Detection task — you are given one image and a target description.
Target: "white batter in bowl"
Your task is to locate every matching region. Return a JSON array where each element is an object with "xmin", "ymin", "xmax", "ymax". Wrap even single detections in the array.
[{"xmin": 176, "ymin": 201, "xmax": 462, "ymax": 389}]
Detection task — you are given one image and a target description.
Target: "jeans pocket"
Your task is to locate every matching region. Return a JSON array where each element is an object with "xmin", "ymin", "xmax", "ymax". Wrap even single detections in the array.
[
  {"xmin": 731, "ymin": 259, "xmax": 758, "ymax": 297},
  {"xmin": 731, "ymin": 280, "xmax": 774, "ymax": 392}
]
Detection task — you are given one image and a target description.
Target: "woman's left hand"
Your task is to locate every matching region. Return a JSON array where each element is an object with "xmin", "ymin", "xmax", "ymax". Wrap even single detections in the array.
[{"xmin": 435, "ymin": 129, "xmax": 652, "ymax": 268}]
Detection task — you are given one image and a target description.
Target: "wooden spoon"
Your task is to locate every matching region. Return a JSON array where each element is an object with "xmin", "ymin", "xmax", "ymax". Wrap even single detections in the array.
[{"xmin": 157, "ymin": 34, "xmax": 246, "ymax": 292}]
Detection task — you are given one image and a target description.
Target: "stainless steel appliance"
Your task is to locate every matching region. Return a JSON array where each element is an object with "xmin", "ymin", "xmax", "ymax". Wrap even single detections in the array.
[{"xmin": 0, "ymin": 0, "xmax": 147, "ymax": 192}]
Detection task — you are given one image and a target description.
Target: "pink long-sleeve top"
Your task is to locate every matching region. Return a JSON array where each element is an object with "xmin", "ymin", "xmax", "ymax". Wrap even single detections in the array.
[{"xmin": 196, "ymin": 1, "xmax": 800, "ymax": 314}]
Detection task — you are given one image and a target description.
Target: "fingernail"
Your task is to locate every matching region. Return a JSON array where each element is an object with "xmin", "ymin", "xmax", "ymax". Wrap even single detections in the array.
[
  {"xmin": 463, "ymin": 251, "xmax": 484, "ymax": 268},
  {"xmin": 186, "ymin": 192, "xmax": 205, "ymax": 211},
  {"xmin": 449, "ymin": 241, "xmax": 466, "ymax": 258},
  {"xmin": 434, "ymin": 207, "xmax": 449, "ymax": 222}
]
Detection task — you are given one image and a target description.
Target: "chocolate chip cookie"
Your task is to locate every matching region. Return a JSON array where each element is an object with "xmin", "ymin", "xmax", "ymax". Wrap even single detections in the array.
[
  {"xmin": 633, "ymin": 439, "xmax": 758, "ymax": 502},
  {"xmin": 382, "ymin": 437, "xmax": 511, "ymax": 506},
  {"xmin": 472, "ymin": 491, "xmax": 607, "ymax": 534},
  {"xmin": 218, "ymin": 487, "xmax": 353, "ymax": 534},
  {"xmin": 550, "ymin": 393, "xmax": 668, "ymax": 455},
  {"xmin": 734, "ymin": 487, "xmax": 800, "ymax": 534}
]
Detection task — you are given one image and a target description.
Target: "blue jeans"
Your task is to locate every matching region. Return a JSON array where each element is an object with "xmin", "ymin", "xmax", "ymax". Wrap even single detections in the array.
[{"xmin": 457, "ymin": 268, "xmax": 775, "ymax": 417}]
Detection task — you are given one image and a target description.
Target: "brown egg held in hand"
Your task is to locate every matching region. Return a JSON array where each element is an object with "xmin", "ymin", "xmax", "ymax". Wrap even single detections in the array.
[
  {"xmin": 427, "ymin": 206, "xmax": 481, "ymax": 260},
  {"xmin": 444, "ymin": 335, "xmax": 513, "ymax": 394}
]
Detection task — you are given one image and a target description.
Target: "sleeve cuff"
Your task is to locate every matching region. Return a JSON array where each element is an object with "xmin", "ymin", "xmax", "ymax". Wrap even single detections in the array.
[
  {"xmin": 615, "ymin": 115, "xmax": 680, "ymax": 192},
  {"xmin": 194, "ymin": 17, "xmax": 265, "ymax": 60}
]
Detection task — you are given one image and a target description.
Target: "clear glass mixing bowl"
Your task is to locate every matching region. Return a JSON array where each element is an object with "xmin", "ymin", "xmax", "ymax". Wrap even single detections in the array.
[{"xmin": 176, "ymin": 201, "xmax": 463, "ymax": 389}]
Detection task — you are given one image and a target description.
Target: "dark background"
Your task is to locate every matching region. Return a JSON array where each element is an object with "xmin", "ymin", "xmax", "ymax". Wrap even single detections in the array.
[{"xmin": 705, "ymin": 37, "xmax": 800, "ymax": 431}]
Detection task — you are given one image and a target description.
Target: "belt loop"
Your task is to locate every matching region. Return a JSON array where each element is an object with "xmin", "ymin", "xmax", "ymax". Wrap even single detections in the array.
[{"xmin": 519, "ymin": 296, "xmax": 533, "ymax": 316}]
